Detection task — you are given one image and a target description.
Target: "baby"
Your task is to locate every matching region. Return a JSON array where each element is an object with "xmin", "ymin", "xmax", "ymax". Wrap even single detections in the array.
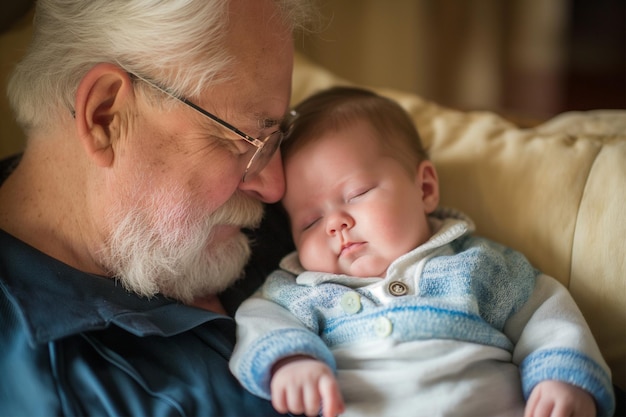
[{"xmin": 229, "ymin": 86, "xmax": 615, "ymax": 417}]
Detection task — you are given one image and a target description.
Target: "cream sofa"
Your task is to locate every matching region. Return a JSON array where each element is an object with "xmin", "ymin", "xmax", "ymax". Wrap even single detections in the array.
[{"xmin": 1, "ymin": 10, "xmax": 624, "ymax": 396}]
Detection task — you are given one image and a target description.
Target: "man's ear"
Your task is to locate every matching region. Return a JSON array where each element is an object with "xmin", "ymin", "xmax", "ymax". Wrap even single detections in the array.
[
  {"xmin": 74, "ymin": 63, "xmax": 133, "ymax": 167},
  {"xmin": 415, "ymin": 160, "xmax": 440, "ymax": 214}
]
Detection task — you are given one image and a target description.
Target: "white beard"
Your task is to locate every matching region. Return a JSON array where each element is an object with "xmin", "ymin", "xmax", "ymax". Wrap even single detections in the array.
[{"xmin": 97, "ymin": 187, "xmax": 264, "ymax": 304}]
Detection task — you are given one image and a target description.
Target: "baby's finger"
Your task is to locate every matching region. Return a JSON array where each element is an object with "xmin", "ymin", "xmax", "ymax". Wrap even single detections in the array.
[
  {"xmin": 302, "ymin": 383, "xmax": 323, "ymax": 417},
  {"xmin": 530, "ymin": 399, "xmax": 555, "ymax": 417},
  {"xmin": 271, "ymin": 387, "xmax": 288, "ymax": 414},
  {"xmin": 319, "ymin": 374, "xmax": 345, "ymax": 417}
]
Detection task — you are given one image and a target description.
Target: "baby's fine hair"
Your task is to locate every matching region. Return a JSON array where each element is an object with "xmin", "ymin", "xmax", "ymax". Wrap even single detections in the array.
[{"xmin": 282, "ymin": 86, "xmax": 429, "ymax": 171}]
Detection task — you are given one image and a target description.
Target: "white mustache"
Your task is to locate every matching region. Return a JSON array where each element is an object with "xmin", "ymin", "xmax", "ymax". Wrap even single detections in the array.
[{"xmin": 207, "ymin": 191, "xmax": 264, "ymax": 231}]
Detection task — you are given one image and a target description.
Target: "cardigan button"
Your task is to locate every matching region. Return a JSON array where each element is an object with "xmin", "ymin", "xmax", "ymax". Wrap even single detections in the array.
[
  {"xmin": 340, "ymin": 292, "xmax": 362, "ymax": 314},
  {"xmin": 388, "ymin": 281, "xmax": 408, "ymax": 296},
  {"xmin": 374, "ymin": 316, "xmax": 393, "ymax": 338}
]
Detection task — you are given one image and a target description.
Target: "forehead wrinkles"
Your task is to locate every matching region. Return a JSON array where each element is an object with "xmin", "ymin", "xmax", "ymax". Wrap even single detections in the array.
[
  {"xmin": 224, "ymin": 1, "xmax": 293, "ymax": 113},
  {"xmin": 226, "ymin": 0, "xmax": 291, "ymax": 73}
]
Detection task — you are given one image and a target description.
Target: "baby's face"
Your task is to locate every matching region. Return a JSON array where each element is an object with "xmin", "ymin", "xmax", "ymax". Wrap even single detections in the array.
[{"xmin": 282, "ymin": 120, "xmax": 433, "ymax": 277}]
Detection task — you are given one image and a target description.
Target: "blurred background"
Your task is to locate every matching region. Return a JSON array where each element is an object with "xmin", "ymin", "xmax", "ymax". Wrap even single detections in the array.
[
  {"xmin": 297, "ymin": 0, "xmax": 625, "ymax": 123},
  {"xmin": 1, "ymin": 0, "xmax": 625, "ymax": 157}
]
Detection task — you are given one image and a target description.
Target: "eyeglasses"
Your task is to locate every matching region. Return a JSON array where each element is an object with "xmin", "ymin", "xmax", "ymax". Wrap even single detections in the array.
[{"xmin": 131, "ymin": 73, "xmax": 286, "ymax": 182}]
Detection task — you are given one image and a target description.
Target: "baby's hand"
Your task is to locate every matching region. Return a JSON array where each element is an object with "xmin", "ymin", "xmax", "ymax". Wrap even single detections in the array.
[
  {"xmin": 270, "ymin": 356, "xmax": 345, "ymax": 417},
  {"xmin": 524, "ymin": 380, "xmax": 596, "ymax": 417}
]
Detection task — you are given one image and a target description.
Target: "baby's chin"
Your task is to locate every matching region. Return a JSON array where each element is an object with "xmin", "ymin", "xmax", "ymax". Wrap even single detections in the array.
[
  {"xmin": 300, "ymin": 253, "xmax": 389, "ymax": 278},
  {"xmin": 342, "ymin": 258, "xmax": 389, "ymax": 278}
]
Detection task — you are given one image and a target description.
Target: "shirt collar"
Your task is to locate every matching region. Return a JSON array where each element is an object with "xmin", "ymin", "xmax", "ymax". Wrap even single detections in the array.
[{"xmin": 0, "ymin": 229, "xmax": 230, "ymax": 347}]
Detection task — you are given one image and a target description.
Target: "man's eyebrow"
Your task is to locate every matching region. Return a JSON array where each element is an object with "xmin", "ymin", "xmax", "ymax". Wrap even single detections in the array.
[{"xmin": 258, "ymin": 117, "xmax": 281, "ymax": 129}]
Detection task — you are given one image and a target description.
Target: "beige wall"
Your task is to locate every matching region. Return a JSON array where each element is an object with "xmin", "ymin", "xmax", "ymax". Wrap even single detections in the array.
[{"xmin": 297, "ymin": 0, "xmax": 570, "ymax": 119}]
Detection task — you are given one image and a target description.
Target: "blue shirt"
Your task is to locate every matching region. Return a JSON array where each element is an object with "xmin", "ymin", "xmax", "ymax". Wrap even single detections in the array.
[
  {"xmin": 0, "ymin": 227, "xmax": 292, "ymax": 416},
  {"xmin": 0, "ymin": 154, "xmax": 296, "ymax": 416}
]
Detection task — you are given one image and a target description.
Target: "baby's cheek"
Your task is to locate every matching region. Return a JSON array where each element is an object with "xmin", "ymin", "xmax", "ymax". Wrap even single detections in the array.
[{"xmin": 299, "ymin": 240, "xmax": 336, "ymax": 274}]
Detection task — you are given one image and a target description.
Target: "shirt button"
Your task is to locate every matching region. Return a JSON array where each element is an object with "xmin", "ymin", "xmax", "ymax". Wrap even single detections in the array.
[
  {"xmin": 388, "ymin": 281, "xmax": 408, "ymax": 296},
  {"xmin": 373, "ymin": 316, "xmax": 393, "ymax": 338},
  {"xmin": 340, "ymin": 292, "xmax": 362, "ymax": 314}
]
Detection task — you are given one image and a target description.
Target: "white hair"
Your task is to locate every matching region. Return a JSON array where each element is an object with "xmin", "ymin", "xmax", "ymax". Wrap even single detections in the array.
[{"xmin": 8, "ymin": 0, "xmax": 315, "ymax": 132}]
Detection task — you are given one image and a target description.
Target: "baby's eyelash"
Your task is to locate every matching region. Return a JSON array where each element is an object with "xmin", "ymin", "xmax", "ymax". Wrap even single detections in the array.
[
  {"xmin": 302, "ymin": 217, "xmax": 321, "ymax": 231},
  {"xmin": 347, "ymin": 187, "xmax": 373, "ymax": 201}
]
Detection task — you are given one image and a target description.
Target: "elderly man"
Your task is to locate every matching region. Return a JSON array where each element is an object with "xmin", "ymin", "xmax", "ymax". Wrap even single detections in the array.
[{"xmin": 0, "ymin": 0, "xmax": 312, "ymax": 415}]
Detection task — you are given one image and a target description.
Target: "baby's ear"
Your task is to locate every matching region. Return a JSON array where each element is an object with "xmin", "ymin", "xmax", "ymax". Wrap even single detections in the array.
[
  {"xmin": 73, "ymin": 63, "xmax": 134, "ymax": 167},
  {"xmin": 416, "ymin": 160, "xmax": 440, "ymax": 213}
]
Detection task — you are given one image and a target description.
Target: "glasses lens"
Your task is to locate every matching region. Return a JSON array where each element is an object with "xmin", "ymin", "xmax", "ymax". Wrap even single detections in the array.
[{"xmin": 242, "ymin": 130, "xmax": 284, "ymax": 181}]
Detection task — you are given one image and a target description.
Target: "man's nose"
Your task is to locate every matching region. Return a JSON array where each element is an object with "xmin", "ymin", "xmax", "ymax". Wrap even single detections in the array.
[{"xmin": 237, "ymin": 151, "xmax": 285, "ymax": 203}]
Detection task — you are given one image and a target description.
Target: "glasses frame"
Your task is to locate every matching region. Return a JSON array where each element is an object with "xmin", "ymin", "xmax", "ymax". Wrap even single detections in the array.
[{"xmin": 130, "ymin": 72, "xmax": 284, "ymax": 182}]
